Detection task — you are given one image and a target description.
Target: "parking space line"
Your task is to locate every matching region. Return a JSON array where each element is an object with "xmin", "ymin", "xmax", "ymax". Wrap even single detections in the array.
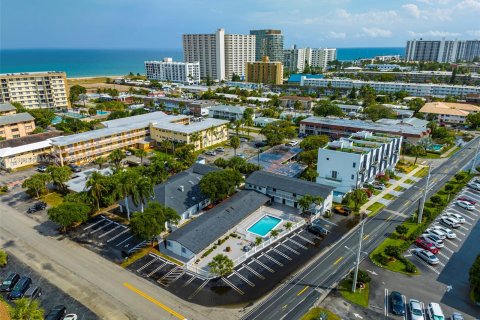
[
  {"xmin": 442, "ymin": 246, "xmax": 454, "ymax": 254},
  {"xmin": 317, "ymin": 217, "xmax": 338, "ymax": 226},
  {"xmin": 384, "ymin": 288, "xmax": 389, "ymax": 318},
  {"xmin": 251, "ymin": 258, "xmax": 275, "ymax": 273},
  {"xmin": 181, "ymin": 274, "xmax": 197, "ymax": 288},
  {"xmin": 271, "ymin": 247, "xmax": 292, "ymax": 261},
  {"xmin": 116, "ymin": 235, "xmax": 134, "ymax": 247},
  {"xmin": 262, "ymin": 253, "xmax": 283, "ymax": 267},
  {"xmin": 221, "ymin": 277, "xmax": 244, "ymax": 295},
  {"xmin": 438, "ymin": 251, "xmax": 450, "ymax": 260},
  {"xmin": 90, "ymin": 221, "xmax": 115, "ymax": 234},
  {"xmin": 98, "ymin": 224, "xmax": 122, "ymax": 238},
  {"xmin": 242, "ymin": 263, "xmax": 265, "ymax": 280},
  {"xmin": 411, "ymin": 255, "xmax": 440, "ymax": 274},
  {"xmin": 459, "ymin": 225, "xmax": 469, "ymax": 231},
  {"xmin": 137, "ymin": 258, "xmax": 157, "ymax": 273},
  {"xmin": 233, "ymin": 270, "xmax": 255, "ymax": 287},
  {"xmin": 106, "ymin": 228, "xmax": 129, "ymax": 242},
  {"xmin": 188, "ymin": 279, "xmax": 209, "ymax": 300},
  {"xmin": 285, "ymin": 238, "xmax": 308, "ymax": 249},
  {"xmin": 278, "ymin": 242, "xmax": 300, "ymax": 255},
  {"xmin": 294, "ymin": 232, "xmax": 315, "ymax": 245},
  {"xmin": 147, "ymin": 262, "xmax": 167, "ymax": 277},
  {"xmin": 83, "ymin": 216, "xmax": 105, "ymax": 230}
]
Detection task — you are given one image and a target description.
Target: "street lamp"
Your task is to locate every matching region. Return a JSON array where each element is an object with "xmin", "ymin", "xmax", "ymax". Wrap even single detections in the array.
[
  {"xmin": 417, "ymin": 165, "xmax": 430, "ymax": 224},
  {"xmin": 348, "ymin": 217, "xmax": 367, "ymax": 293}
]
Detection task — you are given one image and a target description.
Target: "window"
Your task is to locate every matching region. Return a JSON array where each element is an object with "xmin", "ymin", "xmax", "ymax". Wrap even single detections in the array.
[
  {"xmin": 181, "ymin": 247, "xmax": 186, "ymax": 254},
  {"xmin": 351, "ymin": 174, "xmax": 355, "ymax": 180},
  {"xmin": 332, "ymin": 171, "xmax": 337, "ymax": 179},
  {"xmin": 167, "ymin": 241, "xmax": 172, "ymax": 247},
  {"xmin": 326, "ymin": 157, "xmax": 329, "ymax": 160},
  {"xmin": 353, "ymin": 162, "xmax": 356, "ymax": 168}
]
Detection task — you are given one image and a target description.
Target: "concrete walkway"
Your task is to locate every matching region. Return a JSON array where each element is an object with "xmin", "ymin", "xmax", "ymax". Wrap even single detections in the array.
[
  {"xmin": 439, "ymin": 144, "xmax": 459, "ymax": 158},
  {"xmin": 361, "ymin": 165, "xmax": 426, "ymax": 213}
]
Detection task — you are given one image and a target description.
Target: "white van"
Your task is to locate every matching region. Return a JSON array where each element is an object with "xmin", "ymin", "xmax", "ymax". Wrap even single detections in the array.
[
  {"xmin": 427, "ymin": 303, "xmax": 444, "ymax": 320},
  {"xmin": 287, "ymin": 141, "xmax": 299, "ymax": 147}
]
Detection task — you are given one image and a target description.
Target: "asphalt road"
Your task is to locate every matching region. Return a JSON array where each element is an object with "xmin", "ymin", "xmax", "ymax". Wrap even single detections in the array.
[{"xmin": 241, "ymin": 137, "xmax": 480, "ymax": 320}]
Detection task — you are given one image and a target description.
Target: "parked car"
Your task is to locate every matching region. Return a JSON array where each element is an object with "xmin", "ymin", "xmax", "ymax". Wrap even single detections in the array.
[
  {"xmin": 37, "ymin": 165, "xmax": 48, "ymax": 172},
  {"xmin": 415, "ymin": 238, "xmax": 439, "ymax": 254},
  {"xmin": 408, "ymin": 299, "xmax": 425, "ymax": 320},
  {"xmin": 333, "ymin": 205, "xmax": 352, "ymax": 216},
  {"xmin": 235, "ymin": 153, "xmax": 246, "ymax": 159},
  {"xmin": 372, "ymin": 183, "xmax": 385, "ymax": 190},
  {"xmin": 455, "ymin": 201, "xmax": 474, "ymax": 211},
  {"xmin": 67, "ymin": 164, "xmax": 81, "ymax": 173},
  {"xmin": 204, "ymin": 150, "xmax": 216, "ymax": 156},
  {"xmin": 390, "ymin": 291, "xmax": 406, "ymax": 316},
  {"xmin": 450, "ymin": 312, "xmax": 464, "ymax": 320},
  {"xmin": 255, "ymin": 141, "xmax": 267, "ymax": 148},
  {"xmin": 63, "ymin": 315, "xmax": 78, "ymax": 320},
  {"xmin": 0, "ymin": 273, "xmax": 20, "ymax": 292},
  {"xmin": 240, "ymin": 138, "xmax": 248, "ymax": 142},
  {"xmin": 286, "ymin": 140, "xmax": 299, "ymax": 147},
  {"xmin": 215, "ymin": 147, "xmax": 225, "ymax": 152},
  {"xmin": 27, "ymin": 202, "xmax": 47, "ymax": 213},
  {"xmin": 8, "ymin": 276, "xmax": 32, "ymax": 300},
  {"xmin": 124, "ymin": 150, "xmax": 132, "ymax": 156},
  {"xmin": 420, "ymin": 234, "xmax": 444, "ymax": 248},
  {"xmin": 440, "ymin": 217, "xmax": 460, "ymax": 229},
  {"xmin": 44, "ymin": 305, "xmax": 67, "ymax": 320},
  {"xmin": 432, "ymin": 226, "xmax": 456, "ymax": 239},
  {"xmin": 23, "ymin": 286, "xmax": 42, "ymax": 299},
  {"xmin": 307, "ymin": 224, "xmax": 328, "ymax": 236},
  {"xmin": 414, "ymin": 249, "xmax": 440, "ymax": 265},
  {"xmin": 425, "ymin": 228, "xmax": 447, "ymax": 240},
  {"xmin": 457, "ymin": 197, "xmax": 476, "ymax": 205},
  {"xmin": 467, "ymin": 182, "xmax": 480, "ymax": 191},
  {"xmin": 427, "ymin": 303, "xmax": 445, "ymax": 320},
  {"xmin": 444, "ymin": 212, "xmax": 465, "ymax": 223}
]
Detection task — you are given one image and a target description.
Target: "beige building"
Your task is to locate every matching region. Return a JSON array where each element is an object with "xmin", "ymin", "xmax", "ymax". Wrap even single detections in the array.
[
  {"xmin": 50, "ymin": 111, "xmax": 228, "ymax": 165},
  {"xmin": 419, "ymin": 102, "xmax": 480, "ymax": 124},
  {"xmin": 0, "ymin": 103, "xmax": 16, "ymax": 116},
  {"xmin": 279, "ymin": 96, "xmax": 316, "ymax": 110},
  {"xmin": 245, "ymin": 56, "xmax": 283, "ymax": 85},
  {"xmin": 0, "ymin": 72, "xmax": 69, "ymax": 109},
  {"xmin": 0, "ymin": 113, "xmax": 35, "ymax": 140}
]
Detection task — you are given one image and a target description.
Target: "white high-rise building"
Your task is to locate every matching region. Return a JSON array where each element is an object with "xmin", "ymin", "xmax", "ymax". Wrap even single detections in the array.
[
  {"xmin": 183, "ymin": 28, "xmax": 255, "ymax": 81},
  {"xmin": 144, "ymin": 58, "xmax": 200, "ymax": 85},
  {"xmin": 284, "ymin": 46, "xmax": 337, "ymax": 73},
  {"xmin": 309, "ymin": 48, "xmax": 337, "ymax": 69},
  {"xmin": 406, "ymin": 39, "xmax": 480, "ymax": 62}
]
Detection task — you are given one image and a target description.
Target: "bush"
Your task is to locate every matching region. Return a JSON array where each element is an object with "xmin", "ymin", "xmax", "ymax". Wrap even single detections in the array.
[
  {"xmin": 225, "ymin": 246, "xmax": 231, "ymax": 252},
  {"xmin": 373, "ymin": 253, "xmax": 389, "ymax": 266},
  {"xmin": 384, "ymin": 245, "xmax": 402, "ymax": 258},
  {"xmin": 0, "ymin": 249, "xmax": 7, "ymax": 267},
  {"xmin": 455, "ymin": 172, "xmax": 468, "ymax": 182},
  {"xmin": 399, "ymin": 256, "xmax": 417, "ymax": 274},
  {"xmin": 0, "ymin": 185, "xmax": 8, "ymax": 193},
  {"xmin": 395, "ymin": 225, "xmax": 408, "ymax": 236}
]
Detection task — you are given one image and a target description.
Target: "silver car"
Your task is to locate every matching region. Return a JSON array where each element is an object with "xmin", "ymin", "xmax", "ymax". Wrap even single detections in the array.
[
  {"xmin": 414, "ymin": 248, "xmax": 440, "ymax": 265},
  {"xmin": 444, "ymin": 212, "xmax": 465, "ymax": 223},
  {"xmin": 440, "ymin": 217, "xmax": 460, "ymax": 229},
  {"xmin": 432, "ymin": 226, "xmax": 456, "ymax": 239},
  {"xmin": 421, "ymin": 234, "xmax": 444, "ymax": 248},
  {"xmin": 425, "ymin": 228, "xmax": 447, "ymax": 240},
  {"xmin": 409, "ymin": 299, "xmax": 425, "ymax": 320},
  {"xmin": 455, "ymin": 200, "xmax": 475, "ymax": 211}
]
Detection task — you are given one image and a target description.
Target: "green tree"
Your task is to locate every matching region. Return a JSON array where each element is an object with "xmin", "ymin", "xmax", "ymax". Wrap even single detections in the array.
[
  {"xmin": 395, "ymin": 225, "xmax": 408, "ymax": 238},
  {"xmin": 85, "ymin": 171, "xmax": 107, "ymax": 211},
  {"xmin": 27, "ymin": 109, "xmax": 56, "ymax": 128},
  {"xmin": 298, "ymin": 194, "xmax": 315, "ymax": 214},
  {"xmin": 358, "ymin": 85, "xmax": 376, "ymax": 106},
  {"xmin": 134, "ymin": 149, "xmax": 148, "ymax": 165},
  {"xmin": 299, "ymin": 150, "xmax": 318, "ymax": 167},
  {"xmin": 0, "ymin": 249, "xmax": 7, "ymax": 267},
  {"xmin": 69, "ymin": 84, "xmax": 87, "ymax": 103},
  {"xmin": 230, "ymin": 136, "xmax": 240, "ymax": 156},
  {"xmin": 344, "ymin": 189, "xmax": 368, "ymax": 212},
  {"xmin": 469, "ymin": 254, "xmax": 480, "ymax": 301},
  {"xmin": 299, "ymin": 135, "xmax": 329, "ymax": 151},
  {"xmin": 117, "ymin": 170, "xmax": 138, "ymax": 220},
  {"xmin": 108, "ymin": 149, "xmax": 126, "ymax": 172},
  {"xmin": 301, "ymin": 167, "xmax": 318, "ymax": 182},
  {"xmin": 410, "ymin": 145, "xmax": 426, "ymax": 165},
  {"xmin": 407, "ymin": 98, "xmax": 425, "ymax": 114},
  {"xmin": 94, "ymin": 156, "xmax": 107, "ymax": 169},
  {"xmin": 270, "ymin": 229, "xmax": 280, "ymax": 237},
  {"xmin": 132, "ymin": 175, "xmax": 154, "ymax": 213},
  {"xmin": 313, "ymin": 100, "xmax": 344, "ymax": 117},
  {"xmin": 47, "ymin": 165, "xmax": 72, "ymax": 192},
  {"xmin": 9, "ymin": 298, "xmax": 44, "ymax": 320},
  {"xmin": 260, "ymin": 120, "xmax": 296, "ymax": 146},
  {"xmin": 22, "ymin": 173, "xmax": 50, "ymax": 198},
  {"xmin": 243, "ymin": 108, "xmax": 255, "ymax": 127},
  {"xmin": 47, "ymin": 202, "xmax": 90, "ymax": 232},
  {"xmin": 254, "ymin": 237, "xmax": 263, "ymax": 246},
  {"xmin": 363, "ymin": 104, "xmax": 396, "ymax": 121},
  {"xmin": 208, "ymin": 254, "xmax": 234, "ymax": 277},
  {"xmin": 130, "ymin": 202, "xmax": 180, "ymax": 242},
  {"xmin": 466, "ymin": 112, "xmax": 480, "ymax": 129},
  {"xmin": 200, "ymin": 169, "xmax": 243, "ymax": 202},
  {"xmin": 284, "ymin": 222, "xmax": 293, "ymax": 230},
  {"xmin": 349, "ymin": 269, "xmax": 372, "ymax": 286}
]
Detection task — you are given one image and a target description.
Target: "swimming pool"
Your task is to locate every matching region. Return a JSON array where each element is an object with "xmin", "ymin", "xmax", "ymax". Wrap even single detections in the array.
[
  {"xmin": 428, "ymin": 144, "xmax": 444, "ymax": 152},
  {"xmin": 51, "ymin": 115, "xmax": 62, "ymax": 125},
  {"xmin": 247, "ymin": 215, "xmax": 282, "ymax": 237},
  {"xmin": 96, "ymin": 110, "xmax": 109, "ymax": 115},
  {"xmin": 63, "ymin": 112, "xmax": 86, "ymax": 119}
]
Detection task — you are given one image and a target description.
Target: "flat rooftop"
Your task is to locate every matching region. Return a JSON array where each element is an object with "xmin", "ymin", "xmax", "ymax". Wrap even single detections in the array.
[
  {"xmin": 0, "ymin": 71, "xmax": 66, "ymax": 76},
  {"xmin": 152, "ymin": 117, "xmax": 228, "ymax": 134},
  {"xmin": 0, "ymin": 113, "xmax": 34, "ymax": 126}
]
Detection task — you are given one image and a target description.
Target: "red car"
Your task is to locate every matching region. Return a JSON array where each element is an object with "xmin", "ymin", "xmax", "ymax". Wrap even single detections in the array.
[
  {"xmin": 415, "ymin": 238, "xmax": 439, "ymax": 254},
  {"xmin": 457, "ymin": 197, "xmax": 476, "ymax": 205}
]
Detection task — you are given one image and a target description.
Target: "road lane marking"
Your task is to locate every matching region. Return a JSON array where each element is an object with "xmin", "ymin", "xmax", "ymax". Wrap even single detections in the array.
[
  {"xmin": 296, "ymin": 285, "xmax": 309, "ymax": 296},
  {"xmin": 386, "ymin": 215, "xmax": 394, "ymax": 222},
  {"xmin": 333, "ymin": 257, "xmax": 343, "ymax": 265},
  {"xmin": 363, "ymin": 234, "xmax": 370, "ymax": 241},
  {"xmin": 123, "ymin": 282, "xmax": 186, "ymax": 320}
]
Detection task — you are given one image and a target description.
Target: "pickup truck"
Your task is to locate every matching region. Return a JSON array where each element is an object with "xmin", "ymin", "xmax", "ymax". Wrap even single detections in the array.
[{"xmin": 333, "ymin": 205, "xmax": 352, "ymax": 216}]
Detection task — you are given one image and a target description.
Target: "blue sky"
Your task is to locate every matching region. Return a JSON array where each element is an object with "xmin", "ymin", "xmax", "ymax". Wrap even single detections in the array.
[{"xmin": 1, "ymin": 0, "xmax": 479, "ymax": 49}]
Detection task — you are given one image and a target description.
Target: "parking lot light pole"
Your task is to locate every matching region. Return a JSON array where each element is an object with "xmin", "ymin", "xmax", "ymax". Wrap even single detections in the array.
[
  {"xmin": 352, "ymin": 218, "xmax": 365, "ymax": 293},
  {"xmin": 470, "ymin": 137, "xmax": 480, "ymax": 172},
  {"xmin": 417, "ymin": 165, "xmax": 431, "ymax": 225}
]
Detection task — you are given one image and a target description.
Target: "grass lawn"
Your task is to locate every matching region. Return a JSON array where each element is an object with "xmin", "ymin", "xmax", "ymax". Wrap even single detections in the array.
[
  {"xmin": 442, "ymin": 146, "xmax": 460, "ymax": 158},
  {"xmin": 383, "ymin": 194, "xmax": 397, "ymax": 200},
  {"xmin": 121, "ymin": 246, "xmax": 183, "ymax": 268},
  {"xmin": 392, "ymin": 175, "xmax": 401, "ymax": 181},
  {"xmin": 301, "ymin": 308, "xmax": 341, "ymax": 320},
  {"xmin": 394, "ymin": 186, "xmax": 406, "ymax": 192},
  {"xmin": 414, "ymin": 167, "xmax": 429, "ymax": 178},
  {"xmin": 67, "ymin": 77, "xmax": 110, "ymax": 85},
  {"xmin": 404, "ymin": 179, "xmax": 415, "ymax": 184},
  {"xmin": 423, "ymin": 152, "xmax": 441, "ymax": 159},
  {"xmin": 367, "ymin": 202, "xmax": 385, "ymax": 217},
  {"xmin": 385, "ymin": 182, "xmax": 392, "ymax": 188},
  {"xmin": 41, "ymin": 192, "xmax": 63, "ymax": 207},
  {"xmin": 339, "ymin": 279, "xmax": 370, "ymax": 308},
  {"xmin": 396, "ymin": 163, "xmax": 418, "ymax": 174},
  {"xmin": 372, "ymin": 189, "xmax": 381, "ymax": 196}
]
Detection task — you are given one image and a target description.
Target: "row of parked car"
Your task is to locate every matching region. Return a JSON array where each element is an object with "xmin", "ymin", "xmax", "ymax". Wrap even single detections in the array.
[
  {"xmin": 390, "ymin": 292, "xmax": 465, "ymax": 320},
  {"xmin": 0, "ymin": 272, "xmax": 77, "ymax": 320}
]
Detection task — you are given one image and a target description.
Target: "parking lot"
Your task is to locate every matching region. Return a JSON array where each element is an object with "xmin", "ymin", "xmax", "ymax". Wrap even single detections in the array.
[
  {"xmin": 69, "ymin": 215, "xmax": 148, "ymax": 262},
  {"xmin": 369, "ymin": 183, "xmax": 480, "ymax": 319},
  {"xmin": 127, "ymin": 222, "xmax": 349, "ymax": 306}
]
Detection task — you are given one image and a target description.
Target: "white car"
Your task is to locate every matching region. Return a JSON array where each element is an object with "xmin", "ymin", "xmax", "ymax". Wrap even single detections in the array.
[
  {"xmin": 455, "ymin": 200, "xmax": 475, "ymax": 211},
  {"xmin": 468, "ymin": 182, "xmax": 480, "ymax": 191},
  {"xmin": 440, "ymin": 216, "xmax": 460, "ymax": 228},
  {"xmin": 444, "ymin": 212, "xmax": 465, "ymax": 224},
  {"xmin": 421, "ymin": 234, "xmax": 444, "ymax": 248},
  {"xmin": 432, "ymin": 226, "xmax": 456, "ymax": 239},
  {"xmin": 408, "ymin": 299, "xmax": 425, "ymax": 320},
  {"xmin": 63, "ymin": 315, "xmax": 78, "ymax": 320},
  {"xmin": 425, "ymin": 228, "xmax": 447, "ymax": 240}
]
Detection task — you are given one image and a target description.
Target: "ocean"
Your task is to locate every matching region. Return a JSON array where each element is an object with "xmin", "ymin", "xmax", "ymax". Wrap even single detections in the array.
[{"xmin": 0, "ymin": 47, "xmax": 405, "ymax": 78}]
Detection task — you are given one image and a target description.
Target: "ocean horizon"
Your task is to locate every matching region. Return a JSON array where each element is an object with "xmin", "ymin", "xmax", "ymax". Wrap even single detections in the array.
[{"xmin": 0, "ymin": 47, "xmax": 405, "ymax": 78}]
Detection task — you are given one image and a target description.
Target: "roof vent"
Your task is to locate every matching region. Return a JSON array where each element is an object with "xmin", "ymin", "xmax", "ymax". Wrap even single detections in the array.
[{"xmin": 178, "ymin": 185, "xmax": 184, "ymax": 192}]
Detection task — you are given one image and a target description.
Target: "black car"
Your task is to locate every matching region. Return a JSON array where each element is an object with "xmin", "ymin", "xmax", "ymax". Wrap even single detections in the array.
[
  {"xmin": 255, "ymin": 141, "xmax": 267, "ymax": 148},
  {"xmin": 24, "ymin": 286, "xmax": 42, "ymax": 299},
  {"xmin": 0, "ymin": 273, "xmax": 20, "ymax": 292},
  {"xmin": 307, "ymin": 224, "xmax": 328, "ymax": 236},
  {"xmin": 8, "ymin": 276, "xmax": 32, "ymax": 300},
  {"xmin": 44, "ymin": 305, "xmax": 66, "ymax": 320},
  {"xmin": 390, "ymin": 291, "xmax": 406, "ymax": 316},
  {"xmin": 37, "ymin": 165, "xmax": 48, "ymax": 172},
  {"xmin": 67, "ymin": 164, "xmax": 81, "ymax": 173},
  {"xmin": 27, "ymin": 202, "xmax": 47, "ymax": 213}
]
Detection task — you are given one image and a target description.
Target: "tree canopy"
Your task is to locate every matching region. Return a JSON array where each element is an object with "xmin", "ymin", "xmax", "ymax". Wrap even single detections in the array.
[
  {"xmin": 363, "ymin": 104, "xmax": 396, "ymax": 121},
  {"xmin": 47, "ymin": 202, "xmax": 90, "ymax": 232},
  {"xmin": 69, "ymin": 84, "xmax": 87, "ymax": 103},
  {"xmin": 313, "ymin": 100, "xmax": 344, "ymax": 117},
  {"xmin": 260, "ymin": 120, "xmax": 296, "ymax": 146},
  {"xmin": 208, "ymin": 254, "xmax": 234, "ymax": 277},
  {"xmin": 200, "ymin": 169, "xmax": 243, "ymax": 202},
  {"xmin": 130, "ymin": 202, "xmax": 180, "ymax": 241},
  {"xmin": 47, "ymin": 165, "xmax": 72, "ymax": 192},
  {"xmin": 9, "ymin": 298, "xmax": 44, "ymax": 320},
  {"xmin": 299, "ymin": 135, "xmax": 329, "ymax": 151},
  {"xmin": 467, "ymin": 112, "xmax": 480, "ymax": 129}
]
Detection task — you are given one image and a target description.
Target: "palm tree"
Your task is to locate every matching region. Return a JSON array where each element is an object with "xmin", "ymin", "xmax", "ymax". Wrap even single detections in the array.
[
  {"xmin": 94, "ymin": 157, "xmax": 107, "ymax": 169},
  {"xmin": 108, "ymin": 149, "xmax": 126, "ymax": 172},
  {"xmin": 230, "ymin": 136, "xmax": 240, "ymax": 156},
  {"xmin": 133, "ymin": 176, "xmax": 154, "ymax": 213},
  {"xmin": 284, "ymin": 222, "xmax": 293, "ymax": 231},
  {"xmin": 85, "ymin": 172, "xmax": 106, "ymax": 211},
  {"xmin": 10, "ymin": 298, "xmax": 44, "ymax": 320},
  {"xmin": 118, "ymin": 171, "xmax": 138, "ymax": 220},
  {"xmin": 190, "ymin": 132, "xmax": 201, "ymax": 149},
  {"xmin": 134, "ymin": 149, "xmax": 148, "ymax": 165}
]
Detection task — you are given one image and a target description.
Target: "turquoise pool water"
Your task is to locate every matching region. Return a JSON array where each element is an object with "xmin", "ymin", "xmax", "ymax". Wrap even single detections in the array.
[
  {"xmin": 96, "ymin": 110, "xmax": 109, "ymax": 115},
  {"xmin": 428, "ymin": 144, "xmax": 444, "ymax": 151},
  {"xmin": 52, "ymin": 115, "xmax": 62, "ymax": 125},
  {"xmin": 63, "ymin": 112, "xmax": 86, "ymax": 119},
  {"xmin": 247, "ymin": 215, "xmax": 282, "ymax": 237}
]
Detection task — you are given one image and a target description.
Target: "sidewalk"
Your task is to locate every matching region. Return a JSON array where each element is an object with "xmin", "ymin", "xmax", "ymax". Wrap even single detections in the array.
[{"xmin": 360, "ymin": 165, "xmax": 426, "ymax": 213}]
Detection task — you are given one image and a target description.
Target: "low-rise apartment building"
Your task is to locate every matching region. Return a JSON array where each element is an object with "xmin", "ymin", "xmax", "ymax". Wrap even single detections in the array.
[
  {"xmin": 0, "ymin": 113, "xmax": 35, "ymax": 140},
  {"xmin": 419, "ymin": 102, "xmax": 480, "ymax": 124},
  {"xmin": 316, "ymin": 131, "xmax": 402, "ymax": 194},
  {"xmin": 253, "ymin": 117, "xmax": 279, "ymax": 127},
  {"xmin": 299, "ymin": 116, "xmax": 429, "ymax": 143},
  {"xmin": 0, "ymin": 103, "xmax": 16, "ymax": 116},
  {"xmin": 208, "ymin": 104, "xmax": 246, "ymax": 121},
  {"xmin": 145, "ymin": 58, "xmax": 200, "ymax": 85},
  {"xmin": 279, "ymin": 96, "xmax": 315, "ymax": 110},
  {"xmin": 0, "ymin": 72, "xmax": 69, "ymax": 109},
  {"xmin": 300, "ymin": 77, "xmax": 480, "ymax": 97}
]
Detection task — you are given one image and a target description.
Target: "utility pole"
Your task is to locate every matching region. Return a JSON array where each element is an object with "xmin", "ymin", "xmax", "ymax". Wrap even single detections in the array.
[
  {"xmin": 352, "ymin": 218, "xmax": 365, "ymax": 293},
  {"xmin": 470, "ymin": 137, "xmax": 480, "ymax": 172},
  {"xmin": 417, "ymin": 165, "xmax": 431, "ymax": 224}
]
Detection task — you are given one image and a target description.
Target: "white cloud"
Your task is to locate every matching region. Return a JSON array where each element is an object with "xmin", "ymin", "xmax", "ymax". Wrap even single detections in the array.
[
  {"xmin": 456, "ymin": 0, "xmax": 480, "ymax": 9},
  {"xmin": 361, "ymin": 27, "xmax": 392, "ymax": 38},
  {"xmin": 328, "ymin": 31, "xmax": 346, "ymax": 39},
  {"xmin": 408, "ymin": 30, "xmax": 462, "ymax": 37},
  {"xmin": 467, "ymin": 29, "xmax": 480, "ymax": 37},
  {"xmin": 403, "ymin": 4, "xmax": 421, "ymax": 18}
]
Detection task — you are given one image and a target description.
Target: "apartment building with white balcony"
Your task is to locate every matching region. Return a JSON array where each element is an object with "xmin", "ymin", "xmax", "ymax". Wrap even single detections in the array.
[
  {"xmin": 284, "ymin": 47, "xmax": 337, "ymax": 72},
  {"xmin": 208, "ymin": 104, "xmax": 246, "ymax": 121},
  {"xmin": 309, "ymin": 48, "xmax": 337, "ymax": 70},
  {"xmin": 224, "ymin": 34, "xmax": 256, "ymax": 80},
  {"xmin": 0, "ymin": 72, "xmax": 69, "ymax": 109},
  {"xmin": 145, "ymin": 58, "xmax": 200, "ymax": 85},
  {"xmin": 300, "ymin": 77, "xmax": 480, "ymax": 97},
  {"xmin": 316, "ymin": 131, "xmax": 402, "ymax": 194}
]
